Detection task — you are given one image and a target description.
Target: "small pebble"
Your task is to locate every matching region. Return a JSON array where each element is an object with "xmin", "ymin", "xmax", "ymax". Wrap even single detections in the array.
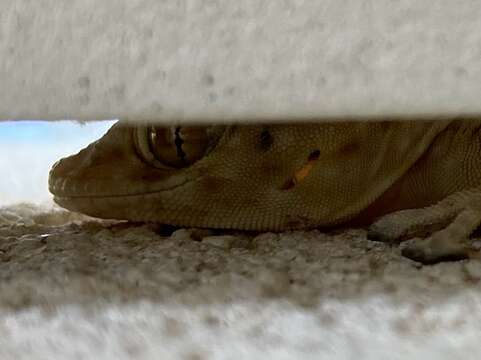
[{"xmin": 202, "ymin": 235, "xmax": 236, "ymax": 249}]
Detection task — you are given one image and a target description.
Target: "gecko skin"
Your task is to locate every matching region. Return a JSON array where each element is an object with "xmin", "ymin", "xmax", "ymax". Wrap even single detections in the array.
[{"xmin": 49, "ymin": 120, "xmax": 481, "ymax": 264}]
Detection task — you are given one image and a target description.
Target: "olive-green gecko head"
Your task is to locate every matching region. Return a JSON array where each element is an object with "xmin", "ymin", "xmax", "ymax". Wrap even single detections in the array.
[
  {"xmin": 49, "ymin": 122, "xmax": 329, "ymax": 230},
  {"xmin": 49, "ymin": 121, "xmax": 449, "ymax": 231}
]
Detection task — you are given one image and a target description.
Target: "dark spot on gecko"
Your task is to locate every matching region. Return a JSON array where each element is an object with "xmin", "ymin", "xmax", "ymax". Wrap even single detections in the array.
[
  {"xmin": 308, "ymin": 149, "xmax": 320, "ymax": 161},
  {"xmin": 259, "ymin": 129, "xmax": 273, "ymax": 152},
  {"xmin": 337, "ymin": 141, "xmax": 361, "ymax": 157}
]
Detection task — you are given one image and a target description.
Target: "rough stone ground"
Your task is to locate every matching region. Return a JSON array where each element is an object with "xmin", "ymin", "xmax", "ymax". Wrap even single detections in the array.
[{"xmin": 1, "ymin": 204, "xmax": 481, "ymax": 359}]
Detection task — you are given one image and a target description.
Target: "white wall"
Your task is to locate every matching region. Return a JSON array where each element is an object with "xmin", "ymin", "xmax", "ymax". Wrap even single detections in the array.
[{"xmin": 2, "ymin": 1, "xmax": 481, "ymax": 123}]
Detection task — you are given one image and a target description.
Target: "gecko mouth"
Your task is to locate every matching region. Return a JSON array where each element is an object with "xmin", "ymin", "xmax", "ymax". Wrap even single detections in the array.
[
  {"xmin": 49, "ymin": 176, "xmax": 194, "ymax": 199},
  {"xmin": 48, "ymin": 154, "xmax": 200, "ymax": 199},
  {"xmin": 49, "ymin": 175, "xmax": 199, "ymax": 222}
]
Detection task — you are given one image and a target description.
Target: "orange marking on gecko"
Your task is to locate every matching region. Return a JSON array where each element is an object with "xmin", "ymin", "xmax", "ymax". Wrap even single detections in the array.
[{"xmin": 282, "ymin": 150, "xmax": 320, "ymax": 190}]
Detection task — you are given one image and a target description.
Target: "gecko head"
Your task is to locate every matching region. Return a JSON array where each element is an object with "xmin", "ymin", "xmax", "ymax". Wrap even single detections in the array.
[{"xmin": 49, "ymin": 121, "xmax": 316, "ymax": 230}]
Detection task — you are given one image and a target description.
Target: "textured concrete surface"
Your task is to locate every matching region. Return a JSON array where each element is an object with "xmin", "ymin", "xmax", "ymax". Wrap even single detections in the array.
[
  {"xmin": 1, "ymin": 204, "xmax": 481, "ymax": 359},
  {"xmin": 2, "ymin": 1, "xmax": 481, "ymax": 122}
]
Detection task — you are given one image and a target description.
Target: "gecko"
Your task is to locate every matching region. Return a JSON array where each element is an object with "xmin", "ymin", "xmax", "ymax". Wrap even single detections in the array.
[{"xmin": 48, "ymin": 119, "xmax": 481, "ymax": 264}]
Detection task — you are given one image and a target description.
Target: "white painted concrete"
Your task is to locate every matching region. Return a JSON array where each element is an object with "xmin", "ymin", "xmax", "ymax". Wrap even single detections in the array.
[{"xmin": 2, "ymin": 1, "xmax": 481, "ymax": 123}]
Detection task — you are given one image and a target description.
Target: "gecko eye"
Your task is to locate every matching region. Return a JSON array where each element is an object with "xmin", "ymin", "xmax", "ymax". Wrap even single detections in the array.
[{"xmin": 134, "ymin": 125, "xmax": 224, "ymax": 168}]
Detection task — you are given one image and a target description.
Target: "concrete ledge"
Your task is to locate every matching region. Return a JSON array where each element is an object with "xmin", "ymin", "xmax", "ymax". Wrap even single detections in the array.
[{"xmin": 2, "ymin": 1, "xmax": 481, "ymax": 122}]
